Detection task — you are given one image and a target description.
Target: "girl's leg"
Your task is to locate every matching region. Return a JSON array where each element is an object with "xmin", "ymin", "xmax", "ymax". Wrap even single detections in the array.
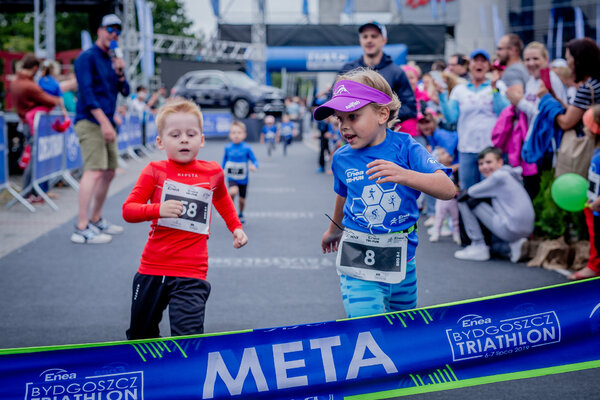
[
  {"xmin": 340, "ymin": 275, "xmax": 386, "ymax": 318},
  {"xmin": 387, "ymin": 258, "xmax": 417, "ymax": 312}
]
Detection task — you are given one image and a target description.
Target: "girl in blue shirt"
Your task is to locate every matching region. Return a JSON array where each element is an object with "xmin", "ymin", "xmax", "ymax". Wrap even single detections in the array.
[{"xmin": 315, "ymin": 68, "xmax": 456, "ymax": 318}]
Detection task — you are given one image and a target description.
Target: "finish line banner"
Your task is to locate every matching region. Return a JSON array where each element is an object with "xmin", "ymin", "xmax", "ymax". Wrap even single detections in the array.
[{"xmin": 2, "ymin": 279, "xmax": 600, "ymax": 400}]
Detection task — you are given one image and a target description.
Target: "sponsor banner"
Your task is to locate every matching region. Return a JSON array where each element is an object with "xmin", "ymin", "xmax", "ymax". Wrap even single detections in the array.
[
  {"xmin": 64, "ymin": 122, "xmax": 83, "ymax": 170},
  {"xmin": 145, "ymin": 114, "xmax": 158, "ymax": 146},
  {"xmin": 203, "ymin": 112, "xmax": 232, "ymax": 138},
  {"xmin": 128, "ymin": 114, "xmax": 143, "ymax": 148},
  {"xmin": 34, "ymin": 114, "xmax": 64, "ymax": 181},
  {"xmin": 0, "ymin": 114, "xmax": 6, "ymax": 186},
  {"xmin": 1, "ymin": 279, "xmax": 600, "ymax": 399},
  {"xmin": 117, "ymin": 120, "xmax": 129, "ymax": 153}
]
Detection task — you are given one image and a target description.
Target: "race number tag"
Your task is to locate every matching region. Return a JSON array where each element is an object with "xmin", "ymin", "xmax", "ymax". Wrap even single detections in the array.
[
  {"xmin": 225, "ymin": 161, "xmax": 248, "ymax": 181},
  {"xmin": 157, "ymin": 180, "xmax": 213, "ymax": 234},
  {"xmin": 336, "ymin": 228, "xmax": 407, "ymax": 284}
]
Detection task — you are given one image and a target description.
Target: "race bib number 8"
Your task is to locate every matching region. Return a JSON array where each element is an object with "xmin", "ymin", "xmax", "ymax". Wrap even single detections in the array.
[
  {"xmin": 158, "ymin": 180, "xmax": 213, "ymax": 234},
  {"xmin": 336, "ymin": 229, "xmax": 407, "ymax": 284}
]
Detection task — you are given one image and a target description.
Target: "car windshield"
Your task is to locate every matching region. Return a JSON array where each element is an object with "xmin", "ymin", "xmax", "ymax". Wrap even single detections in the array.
[{"xmin": 224, "ymin": 72, "xmax": 259, "ymax": 89}]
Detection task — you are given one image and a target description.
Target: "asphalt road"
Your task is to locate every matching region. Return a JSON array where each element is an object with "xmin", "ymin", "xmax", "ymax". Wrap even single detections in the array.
[{"xmin": 0, "ymin": 138, "xmax": 595, "ymax": 399}]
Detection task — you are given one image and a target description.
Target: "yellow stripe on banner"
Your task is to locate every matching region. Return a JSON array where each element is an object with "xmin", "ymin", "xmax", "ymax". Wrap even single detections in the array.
[{"xmin": 345, "ymin": 360, "xmax": 600, "ymax": 399}]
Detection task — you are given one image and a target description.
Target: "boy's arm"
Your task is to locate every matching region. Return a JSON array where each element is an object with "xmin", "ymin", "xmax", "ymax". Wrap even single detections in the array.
[
  {"xmin": 248, "ymin": 147, "xmax": 259, "ymax": 168},
  {"xmin": 367, "ymin": 161, "xmax": 456, "ymax": 200},
  {"xmin": 122, "ymin": 165, "xmax": 162, "ymax": 222},
  {"xmin": 467, "ymin": 170, "xmax": 505, "ymax": 198},
  {"xmin": 321, "ymin": 194, "xmax": 346, "ymax": 254},
  {"xmin": 213, "ymin": 169, "xmax": 243, "ymax": 232}
]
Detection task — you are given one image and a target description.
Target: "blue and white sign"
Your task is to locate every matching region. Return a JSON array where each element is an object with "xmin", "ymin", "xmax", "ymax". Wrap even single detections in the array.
[
  {"xmin": 128, "ymin": 114, "xmax": 143, "ymax": 147},
  {"xmin": 203, "ymin": 112, "xmax": 232, "ymax": 138},
  {"xmin": 34, "ymin": 114, "xmax": 64, "ymax": 181},
  {"xmin": 117, "ymin": 119, "xmax": 130, "ymax": 153},
  {"xmin": 1, "ymin": 279, "xmax": 600, "ymax": 399},
  {"xmin": 64, "ymin": 122, "xmax": 83, "ymax": 170},
  {"xmin": 146, "ymin": 114, "xmax": 158, "ymax": 146}
]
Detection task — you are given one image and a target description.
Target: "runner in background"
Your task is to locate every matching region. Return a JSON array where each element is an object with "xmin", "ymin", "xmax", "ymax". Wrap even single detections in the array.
[
  {"xmin": 317, "ymin": 68, "xmax": 454, "ymax": 318},
  {"xmin": 279, "ymin": 114, "xmax": 297, "ymax": 156},
  {"xmin": 122, "ymin": 99, "xmax": 247, "ymax": 339},
  {"xmin": 222, "ymin": 120, "xmax": 259, "ymax": 224},
  {"xmin": 260, "ymin": 114, "xmax": 277, "ymax": 156}
]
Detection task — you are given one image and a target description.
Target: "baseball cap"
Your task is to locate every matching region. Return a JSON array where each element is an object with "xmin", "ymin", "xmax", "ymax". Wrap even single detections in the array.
[
  {"xmin": 101, "ymin": 14, "xmax": 122, "ymax": 28},
  {"xmin": 470, "ymin": 48, "xmax": 491, "ymax": 62},
  {"xmin": 358, "ymin": 21, "xmax": 387, "ymax": 39},
  {"xmin": 583, "ymin": 106, "xmax": 600, "ymax": 135},
  {"xmin": 313, "ymin": 80, "xmax": 392, "ymax": 121}
]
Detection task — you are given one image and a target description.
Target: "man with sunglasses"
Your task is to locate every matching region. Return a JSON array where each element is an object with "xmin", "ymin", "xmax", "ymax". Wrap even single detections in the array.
[{"xmin": 72, "ymin": 14, "xmax": 130, "ymax": 244}]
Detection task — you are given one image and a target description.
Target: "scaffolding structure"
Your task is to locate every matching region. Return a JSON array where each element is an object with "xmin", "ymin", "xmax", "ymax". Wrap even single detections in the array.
[{"xmin": 31, "ymin": 0, "xmax": 263, "ymax": 88}]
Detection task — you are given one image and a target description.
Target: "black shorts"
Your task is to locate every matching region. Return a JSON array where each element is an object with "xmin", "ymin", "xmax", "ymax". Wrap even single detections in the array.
[
  {"xmin": 228, "ymin": 181, "xmax": 248, "ymax": 198},
  {"xmin": 127, "ymin": 273, "xmax": 211, "ymax": 339}
]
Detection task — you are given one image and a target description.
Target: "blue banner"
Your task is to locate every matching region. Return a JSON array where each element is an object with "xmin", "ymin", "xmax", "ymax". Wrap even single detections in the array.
[
  {"xmin": 145, "ymin": 114, "xmax": 158, "ymax": 146},
  {"xmin": 0, "ymin": 114, "xmax": 6, "ymax": 186},
  {"xmin": 203, "ymin": 112, "xmax": 233, "ymax": 138},
  {"xmin": 117, "ymin": 120, "xmax": 129, "ymax": 153},
  {"xmin": 64, "ymin": 123, "xmax": 83, "ymax": 171},
  {"xmin": 34, "ymin": 114, "xmax": 65, "ymax": 181},
  {"xmin": 128, "ymin": 114, "xmax": 143, "ymax": 148},
  {"xmin": 1, "ymin": 279, "xmax": 600, "ymax": 399}
]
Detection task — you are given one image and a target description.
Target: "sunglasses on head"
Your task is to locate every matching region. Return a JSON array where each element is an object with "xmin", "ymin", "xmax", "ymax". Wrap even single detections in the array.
[{"xmin": 106, "ymin": 26, "xmax": 121, "ymax": 36}]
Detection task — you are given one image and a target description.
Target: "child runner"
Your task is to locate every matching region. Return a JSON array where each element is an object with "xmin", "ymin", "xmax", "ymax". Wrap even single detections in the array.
[
  {"xmin": 222, "ymin": 120, "xmax": 259, "ymax": 224},
  {"xmin": 316, "ymin": 68, "xmax": 455, "ymax": 318},
  {"xmin": 279, "ymin": 114, "xmax": 296, "ymax": 156},
  {"xmin": 570, "ymin": 105, "xmax": 600, "ymax": 280},
  {"xmin": 260, "ymin": 114, "xmax": 277, "ymax": 156},
  {"xmin": 122, "ymin": 99, "xmax": 248, "ymax": 339}
]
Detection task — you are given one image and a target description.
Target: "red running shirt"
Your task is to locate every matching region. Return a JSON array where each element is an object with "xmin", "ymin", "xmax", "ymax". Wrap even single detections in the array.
[{"xmin": 122, "ymin": 159, "xmax": 242, "ymax": 280}]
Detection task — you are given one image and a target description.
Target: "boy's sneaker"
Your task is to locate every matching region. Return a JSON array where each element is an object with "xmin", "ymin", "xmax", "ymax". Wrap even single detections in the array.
[
  {"xmin": 454, "ymin": 244, "xmax": 490, "ymax": 261},
  {"xmin": 509, "ymin": 238, "xmax": 528, "ymax": 263},
  {"xmin": 238, "ymin": 213, "xmax": 246, "ymax": 224},
  {"xmin": 91, "ymin": 217, "xmax": 124, "ymax": 235},
  {"xmin": 429, "ymin": 233, "xmax": 440, "ymax": 242},
  {"xmin": 71, "ymin": 225, "xmax": 112, "ymax": 244}
]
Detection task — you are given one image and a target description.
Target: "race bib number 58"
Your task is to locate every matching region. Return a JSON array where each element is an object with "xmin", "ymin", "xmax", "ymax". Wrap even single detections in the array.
[{"xmin": 158, "ymin": 180, "xmax": 213, "ymax": 234}]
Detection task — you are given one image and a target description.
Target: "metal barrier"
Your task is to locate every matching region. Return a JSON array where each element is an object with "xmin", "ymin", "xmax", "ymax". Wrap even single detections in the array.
[{"xmin": 0, "ymin": 113, "xmax": 35, "ymax": 212}]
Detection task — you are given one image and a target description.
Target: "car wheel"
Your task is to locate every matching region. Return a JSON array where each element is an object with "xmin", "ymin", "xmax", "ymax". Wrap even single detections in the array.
[{"xmin": 232, "ymin": 99, "xmax": 251, "ymax": 119}]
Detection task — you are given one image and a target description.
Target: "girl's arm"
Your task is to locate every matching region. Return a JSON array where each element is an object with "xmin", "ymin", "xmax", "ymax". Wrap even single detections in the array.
[
  {"xmin": 321, "ymin": 194, "xmax": 346, "ymax": 254},
  {"xmin": 366, "ymin": 160, "xmax": 456, "ymax": 200},
  {"xmin": 556, "ymin": 105, "xmax": 585, "ymax": 130}
]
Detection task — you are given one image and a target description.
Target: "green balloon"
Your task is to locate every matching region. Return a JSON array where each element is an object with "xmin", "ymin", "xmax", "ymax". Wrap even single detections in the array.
[{"xmin": 551, "ymin": 173, "xmax": 589, "ymax": 212}]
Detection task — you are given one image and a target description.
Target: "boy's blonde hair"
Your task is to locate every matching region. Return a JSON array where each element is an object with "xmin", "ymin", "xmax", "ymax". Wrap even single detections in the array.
[
  {"xmin": 155, "ymin": 99, "xmax": 203, "ymax": 136},
  {"xmin": 336, "ymin": 67, "xmax": 401, "ymax": 128},
  {"xmin": 230, "ymin": 120, "xmax": 247, "ymax": 132}
]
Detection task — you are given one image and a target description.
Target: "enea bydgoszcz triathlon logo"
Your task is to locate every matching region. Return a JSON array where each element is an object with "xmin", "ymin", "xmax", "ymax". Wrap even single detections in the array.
[
  {"xmin": 25, "ymin": 368, "xmax": 143, "ymax": 400},
  {"xmin": 446, "ymin": 312, "xmax": 561, "ymax": 362}
]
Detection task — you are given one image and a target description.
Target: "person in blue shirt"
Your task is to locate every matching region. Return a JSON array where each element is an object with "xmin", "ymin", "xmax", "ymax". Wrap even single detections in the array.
[
  {"xmin": 222, "ymin": 121, "xmax": 258, "ymax": 224},
  {"xmin": 260, "ymin": 114, "xmax": 278, "ymax": 157},
  {"xmin": 71, "ymin": 14, "xmax": 130, "ymax": 244},
  {"xmin": 279, "ymin": 114, "xmax": 296, "ymax": 156},
  {"xmin": 315, "ymin": 68, "xmax": 456, "ymax": 318},
  {"xmin": 38, "ymin": 60, "xmax": 69, "ymax": 120}
]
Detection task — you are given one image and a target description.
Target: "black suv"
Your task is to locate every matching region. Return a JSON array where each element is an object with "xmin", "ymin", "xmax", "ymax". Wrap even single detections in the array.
[{"xmin": 171, "ymin": 70, "xmax": 285, "ymax": 118}]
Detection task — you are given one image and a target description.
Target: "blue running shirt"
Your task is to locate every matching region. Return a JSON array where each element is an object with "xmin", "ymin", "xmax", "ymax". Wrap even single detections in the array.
[
  {"xmin": 332, "ymin": 129, "xmax": 451, "ymax": 260},
  {"xmin": 222, "ymin": 142, "xmax": 259, "ymax": 185}
]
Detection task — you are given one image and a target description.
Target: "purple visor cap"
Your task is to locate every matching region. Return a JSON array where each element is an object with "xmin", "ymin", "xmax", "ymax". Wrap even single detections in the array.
[{"xmin": 313, "ymin": 80, "xmax": 392, "ymax": 121}]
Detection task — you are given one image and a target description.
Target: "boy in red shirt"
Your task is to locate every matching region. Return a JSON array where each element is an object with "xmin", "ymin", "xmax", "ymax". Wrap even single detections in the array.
[{"xmin": 122, "ymin": 99, "xmax": 248, "ymax": 339}]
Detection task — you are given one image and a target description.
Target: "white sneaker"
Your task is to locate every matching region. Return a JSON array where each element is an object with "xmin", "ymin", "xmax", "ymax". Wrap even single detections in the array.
[
  {"xmin": 71, "ymin": 225, "xmax": 112, "ymax": 244},
  {"xmin": 453, "ymin": 233, "xmax": 461, "ymax": 245},
  {"xmin": 509, "ymin": 238, "xmax": 528, "ymax": 263},
  {"xmin": 429, "ymin": 233, "xmax": 440, "ymax": 242},
  {"xmin": 91, "ymin": 217, "xmax": 124, "ymax": 235},
  {"xmin": 424, "ymin": 216, "xmax": 435, "ymax": 227},
  {"xmin": 440, "ymin": 225, "xmax": 452, "ymax": 237},
  {"xmin": 454, "ymin": 244, "xmax": 490, "ymax": 261}
]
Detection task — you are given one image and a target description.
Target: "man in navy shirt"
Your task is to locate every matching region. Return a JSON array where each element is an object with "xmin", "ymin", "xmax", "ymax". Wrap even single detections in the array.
[
  {"xmin": 338, "ymin": 21, "xmax": 417, "ymax": 124},
  {"xmin": 72, "ymin": 14, "xmax": 130, "ymax": 244}
]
